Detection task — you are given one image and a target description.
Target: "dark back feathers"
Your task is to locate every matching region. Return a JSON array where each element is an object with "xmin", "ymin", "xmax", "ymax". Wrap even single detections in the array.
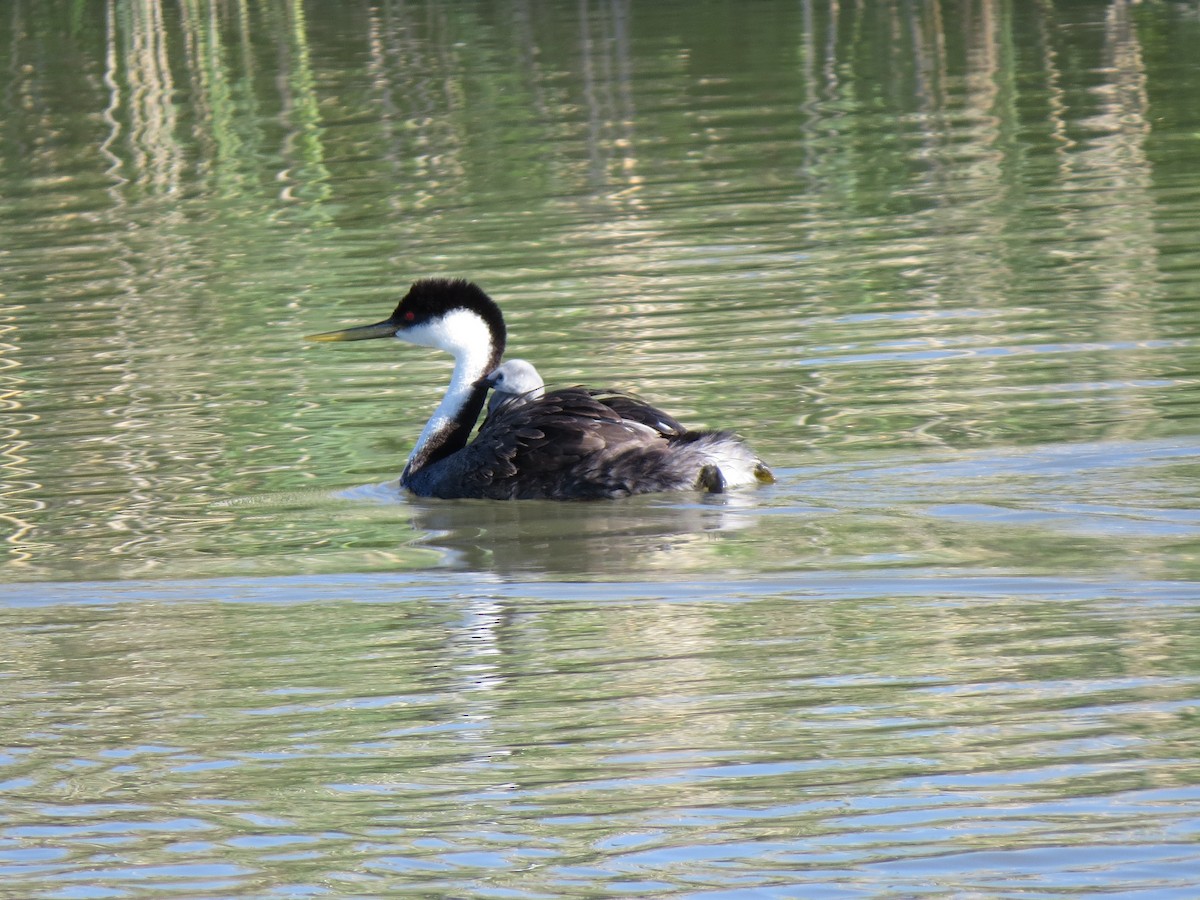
[{"xmin": 454, "ymin": 387, "xmax": 694, "ymax": 499}]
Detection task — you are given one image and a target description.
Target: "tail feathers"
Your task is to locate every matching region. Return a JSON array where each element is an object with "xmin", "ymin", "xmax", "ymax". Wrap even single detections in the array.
[{"xmin": 673, "ymin": 430, "xmax": 772, "ymax": 491}]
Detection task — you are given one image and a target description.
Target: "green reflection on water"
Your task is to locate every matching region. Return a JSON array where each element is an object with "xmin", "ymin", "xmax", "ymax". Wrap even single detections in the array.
[{"xmin": 0, "ymin": 0, "xmax": 1198, "ymax": 582}]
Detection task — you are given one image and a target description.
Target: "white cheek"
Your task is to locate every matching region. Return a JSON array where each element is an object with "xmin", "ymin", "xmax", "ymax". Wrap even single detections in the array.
[{"xmin": 395, "ymin": 321, "xmax": 441, "ymax": 348}]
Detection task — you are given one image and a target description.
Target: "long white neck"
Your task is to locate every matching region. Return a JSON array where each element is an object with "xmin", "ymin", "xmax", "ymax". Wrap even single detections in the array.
[{"xmin": 400, "ymin": 309, "xmax": 503, "ymax": 481}]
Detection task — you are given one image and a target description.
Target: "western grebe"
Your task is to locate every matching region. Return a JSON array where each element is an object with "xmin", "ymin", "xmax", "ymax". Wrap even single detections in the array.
[{"xmin": 308, "ymin": 278, "xmax": 773, "ymax": 500}]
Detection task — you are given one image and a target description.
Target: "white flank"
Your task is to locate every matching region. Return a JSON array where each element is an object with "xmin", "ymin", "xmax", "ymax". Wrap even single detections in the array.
[{"xmin": 696, "ymin": 435, "xmax": 763, "ymax": 486}]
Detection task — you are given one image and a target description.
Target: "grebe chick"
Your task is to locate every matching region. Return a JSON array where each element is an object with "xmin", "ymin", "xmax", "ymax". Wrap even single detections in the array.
[{"xmin": 485, "ymin": 358, "xmax": 545, "ymax": 417}]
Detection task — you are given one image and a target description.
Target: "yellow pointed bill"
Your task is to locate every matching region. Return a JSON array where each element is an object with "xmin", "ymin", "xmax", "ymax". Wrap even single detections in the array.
[{"xmin": 306, "ymin": 320, "xmax": 399, "ymax": 342}]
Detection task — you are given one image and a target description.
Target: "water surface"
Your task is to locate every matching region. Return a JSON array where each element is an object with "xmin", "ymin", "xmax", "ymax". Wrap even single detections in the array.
[{"xmin": 2, "ymin": 1, "xmax": 1199, "ymax": 896}]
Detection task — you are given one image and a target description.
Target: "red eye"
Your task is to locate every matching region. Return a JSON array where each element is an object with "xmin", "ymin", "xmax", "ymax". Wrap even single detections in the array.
[{"xmin": 404, "ymin": 311, "xmax": 415, "ymax": 322}]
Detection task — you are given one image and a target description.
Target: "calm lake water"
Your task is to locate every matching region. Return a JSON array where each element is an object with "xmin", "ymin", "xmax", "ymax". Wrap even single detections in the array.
[{"xmin": 3, "ymin": 0, "xmax": 1200, "ymax": 896}]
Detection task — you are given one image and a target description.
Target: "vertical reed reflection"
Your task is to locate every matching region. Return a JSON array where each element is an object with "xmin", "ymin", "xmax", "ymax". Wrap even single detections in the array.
[{"xmin": 105, "ymin": 0, "xmax": 184, "ymax": 195}]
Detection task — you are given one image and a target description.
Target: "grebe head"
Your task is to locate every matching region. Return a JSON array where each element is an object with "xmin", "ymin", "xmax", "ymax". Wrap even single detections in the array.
[
  {"xmin": 485, "ymin": 359, "xmax": 545, "ymax": 397},
  {"xmin": 306, "ymin": 278, "xmax": 506, "ymax": 359},
  {"xmin": 485, "ymin": 358, "xmax": 545, "ymax": 416}
]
